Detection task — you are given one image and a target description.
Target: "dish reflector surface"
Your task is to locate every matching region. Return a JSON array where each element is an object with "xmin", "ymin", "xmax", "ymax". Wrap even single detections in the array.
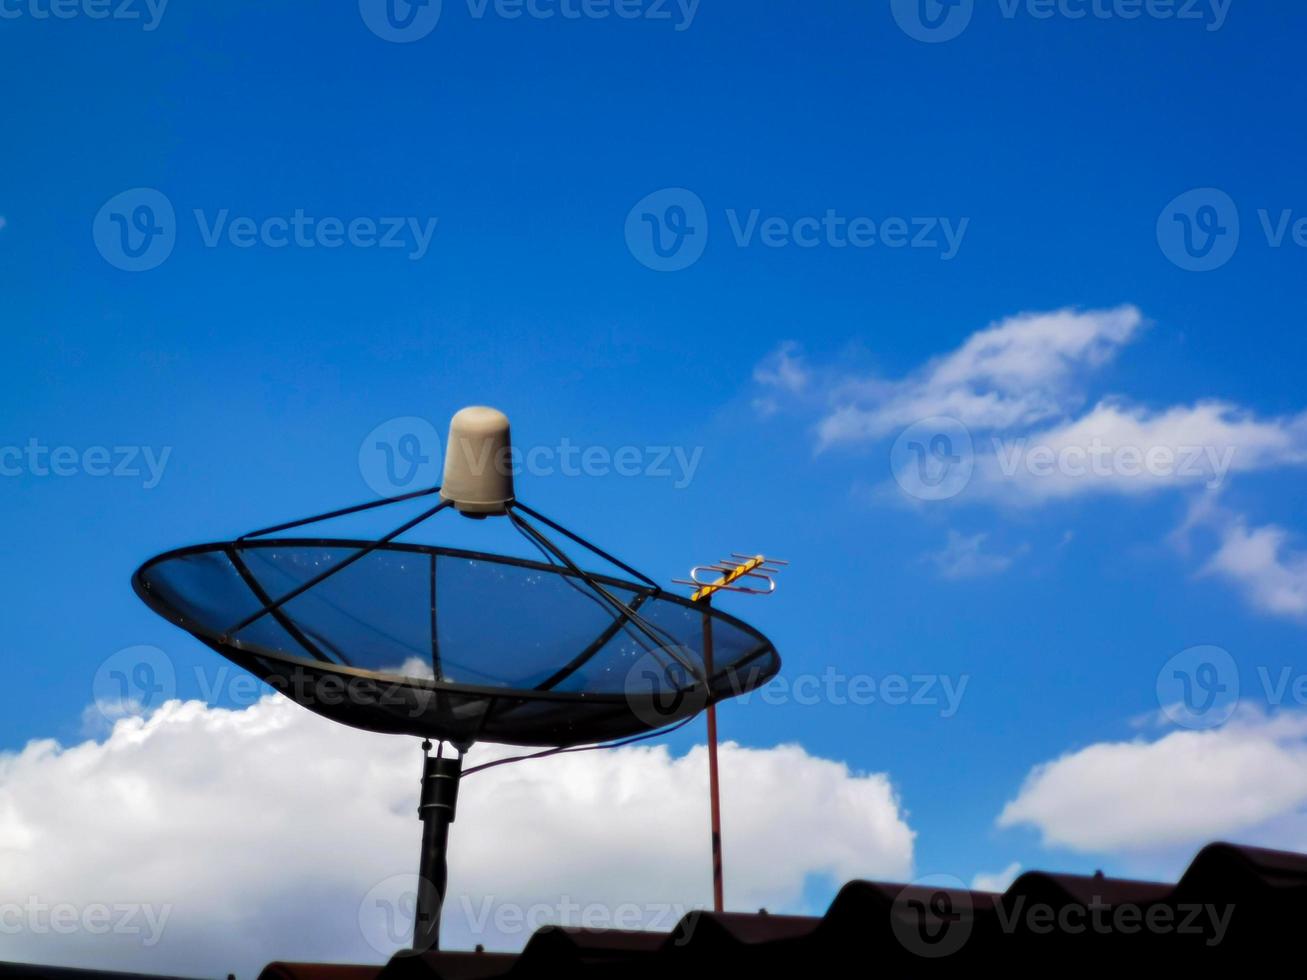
[{"xmin": 134, "ymin": 540, "xmax": 780, "ymax": 746}]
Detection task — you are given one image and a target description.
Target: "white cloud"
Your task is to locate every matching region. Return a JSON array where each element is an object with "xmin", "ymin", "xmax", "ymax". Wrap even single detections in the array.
[
  {"xmin": 925, "ymin": 531, "xmax": 1019, "ymax": 579},
  {"xmin": 753, "ymin": 342, "xmax": 810, "ymax": 395},
  {"xmin": 1203, "ymin": 519, "xmax": 1307, "ymax": 619},
  {"xmin": 759, "ymin": 306, "xmax": 1307, "ymax": 502},
  {"xmin": 754, "ymin": 304, "xmax": 1307, "ymax": 620},
  {"xmin": 997, "ymin": 711, "xmax": 1307, "ymax": 854},
  {"xmin": 815, "ymin": 306, "xmax": 1144, "ymax": 447},
  {"xmin": 752, "ymin": 342, "xmax": 811, "ymax": 418},
  {"xmin": 1172, "ymin": 501, "xmax": 1307, "ymax": 621},
  {"xmin": 971, "ymin": 862, "xmax": 1021, "ymax": 893},
  {"xmin": 0, "ymin": 697, "xmax": 914, "ymax": 977},
  {"xmin": 975, "ymin": 400, "xmax": 1307, "ymax": 500}
]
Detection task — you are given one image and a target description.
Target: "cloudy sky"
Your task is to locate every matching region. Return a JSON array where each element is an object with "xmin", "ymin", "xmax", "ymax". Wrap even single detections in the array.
[{"xmin": 5, "ymin": 2, "xmax": 1307, "ymax": 976}]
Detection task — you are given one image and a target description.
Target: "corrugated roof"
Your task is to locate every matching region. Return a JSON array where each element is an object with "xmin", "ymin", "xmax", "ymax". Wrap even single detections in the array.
[{"xmin": 8, "ymin": 841, "xmax": 1306, "ymax": 980}]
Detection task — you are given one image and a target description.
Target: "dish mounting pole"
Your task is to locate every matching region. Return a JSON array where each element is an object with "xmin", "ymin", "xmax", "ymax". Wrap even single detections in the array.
[{"xmin": 414, "ymin": 739, "xmax": 466, "ymax": 952}]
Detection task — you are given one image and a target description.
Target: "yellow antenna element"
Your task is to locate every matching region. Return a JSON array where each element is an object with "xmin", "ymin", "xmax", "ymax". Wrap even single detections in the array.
[
  {"xmin": 691, "ymin": 555, "xmax": 764, "ymax": 602},
  {"xmin": 673, "ymin": 553, "xmax": 789, "ymax": 603}
]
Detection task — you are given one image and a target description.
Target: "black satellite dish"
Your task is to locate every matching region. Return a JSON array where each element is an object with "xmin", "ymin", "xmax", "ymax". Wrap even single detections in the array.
[{"xmin": 133, "ymin": 407, "xmax": 780, "ymax": 952}]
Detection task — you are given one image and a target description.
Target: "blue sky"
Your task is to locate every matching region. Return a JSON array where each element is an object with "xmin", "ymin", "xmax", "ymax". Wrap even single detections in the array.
[{"xmin": 5, "ymin": 0, "xmax": 1307, "ymax": 972}]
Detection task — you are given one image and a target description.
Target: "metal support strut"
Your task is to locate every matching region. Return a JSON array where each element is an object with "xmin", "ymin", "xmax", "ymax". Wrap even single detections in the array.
[{"xmin": 414, "ymin": 740, "xmax": 464, "ymax": 952}]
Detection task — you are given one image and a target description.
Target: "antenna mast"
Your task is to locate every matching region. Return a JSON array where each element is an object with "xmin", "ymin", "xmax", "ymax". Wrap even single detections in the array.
[{"xmin": 675, "ymin": 553, "xmax": 788, "ymax": 913}]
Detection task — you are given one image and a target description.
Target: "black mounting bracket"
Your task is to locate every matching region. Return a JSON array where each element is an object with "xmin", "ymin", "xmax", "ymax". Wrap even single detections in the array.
[{"xmin": 413, "ymin": 741, "xmax": 466, "ymax": 952}]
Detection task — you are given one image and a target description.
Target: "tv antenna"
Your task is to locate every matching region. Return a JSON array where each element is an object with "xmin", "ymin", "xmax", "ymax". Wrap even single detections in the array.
[{"xmin": 674, "ymin": 553, "xmax": 788, "ymax": 913}]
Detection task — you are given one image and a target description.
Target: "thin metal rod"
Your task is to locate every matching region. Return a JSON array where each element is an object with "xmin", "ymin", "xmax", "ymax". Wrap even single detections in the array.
[
  {"xmin": 237, "ymin": 485, "xmax": 442, "ymax": 541},
  {"xmin": 223, "ymin": 499, "xmax": 453, "ymax": 638},
  {"xmin": 506, "ymin": 509, "xmax": 700, "ymax": 679},
  {"xmin": 509, "ymin": 500, "xmax": 661, "ymax": 591},
  {"xmin": 703, "ymin": 597, "xmax": 725, "ymax": 913},
  {"xmin": 731, "ymin": 553, "xmax": 789, "ymax": 565},
  {"xmin": 225, "ymin": 546, "xmax": 336, "ymax": 664}
]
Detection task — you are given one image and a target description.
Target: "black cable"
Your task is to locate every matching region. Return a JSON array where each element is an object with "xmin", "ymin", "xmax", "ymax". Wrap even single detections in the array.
[
  {"xmin": 461, "ymin": 714, "xmax": 698, "ymax": 778},
  {"xmin": 508, "ymin": 506, "xmax": 617, "ymax": 621},
  {"xmin": 510, "ymin": 499, "xmax": 662, "ymax": 591},
  {"xmin": 507, "ymin": 508, "xmax": 695, "ymax": 675},
  {"xmin": 506, "ymin": 508, "xmax": 702, "ymax": 700}
]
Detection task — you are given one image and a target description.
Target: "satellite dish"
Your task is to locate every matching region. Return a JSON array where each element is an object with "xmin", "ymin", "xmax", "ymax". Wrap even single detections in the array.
[
  {"xmin": 133, "ymin": 539, "xmax": 778, "ymax": 746},
  {"xmin": 132, "ymin": 407, "xmax": 781, "ymax": 952}
]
